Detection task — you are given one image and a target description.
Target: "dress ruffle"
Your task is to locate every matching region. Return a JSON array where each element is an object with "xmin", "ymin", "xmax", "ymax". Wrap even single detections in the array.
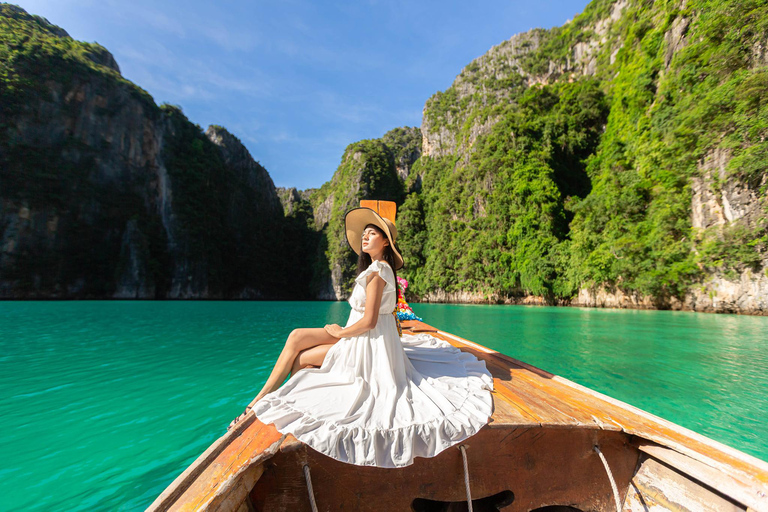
[
  {"xmin": 252, "ymin": 260, "xmax": 494, "ymax": 468},
  {"xmin": 354, "ymin": 259, "xmax": 396, "ymax": 292},
  {"xmin": 252, "ymin": 333, "xmax": 493, "ymax": 468}
]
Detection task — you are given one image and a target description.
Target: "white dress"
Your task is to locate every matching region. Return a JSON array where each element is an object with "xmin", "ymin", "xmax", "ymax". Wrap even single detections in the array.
[{"xmin": 252, "ymin": 259, "xmax": 494, "ymax": 468}]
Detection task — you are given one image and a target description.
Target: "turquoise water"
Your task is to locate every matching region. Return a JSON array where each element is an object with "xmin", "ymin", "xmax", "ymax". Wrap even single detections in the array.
[{"xmin": 0, "ymin": 301, "xmax": 766, "ymax": 511}]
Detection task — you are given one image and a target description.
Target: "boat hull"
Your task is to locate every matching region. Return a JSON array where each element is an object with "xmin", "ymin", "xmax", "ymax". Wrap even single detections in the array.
[
  {"xmin": 147, "ymin": 321, "xmax": 768, "ymax": 512},
  {"xmin": 251, "ymin": 426, "xmax": 638, "ymax": 511}
]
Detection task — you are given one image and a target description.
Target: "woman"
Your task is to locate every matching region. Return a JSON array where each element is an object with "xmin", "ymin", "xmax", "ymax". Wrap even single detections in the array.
[{"xmin": 229, "ymin": 205, "xmax": 493, "ymax": 468}]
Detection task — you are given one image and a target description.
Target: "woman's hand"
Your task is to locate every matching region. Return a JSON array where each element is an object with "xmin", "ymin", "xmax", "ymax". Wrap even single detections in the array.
[{"xmin": 324, "ymin": 324, "xmax": 343, "ymax": 338}]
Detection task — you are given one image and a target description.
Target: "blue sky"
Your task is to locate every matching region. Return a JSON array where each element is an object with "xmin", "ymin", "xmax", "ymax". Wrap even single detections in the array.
[{"xmin": 14, "ymin": 0, "xmax": 590, "ymax": 190}]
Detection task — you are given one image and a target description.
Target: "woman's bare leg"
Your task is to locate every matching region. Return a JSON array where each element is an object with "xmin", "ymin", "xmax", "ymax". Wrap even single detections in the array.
[
  {"xmin": 229, "ymin": 328, "xmax": 338, "ymax": 430},
  {"xmin": 253, "ymin": 328, "xmax": 338, "ymax": 402},
  {"xmin": 290, "ymin": 344, "xmax": 334, "ymax": 375}
]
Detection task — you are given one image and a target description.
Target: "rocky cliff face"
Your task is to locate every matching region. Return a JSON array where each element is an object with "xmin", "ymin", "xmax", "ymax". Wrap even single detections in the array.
[
  {"xmin": 567, "ymin": 0, "xmax": 768, "ymax": 315},
  {"xmin": 307, "ymin": 136, "xmax": 407, "ymax": 299},
  {"xmin": 269, "ymin": 127, "xmax": 420, "ymax": 300},
  {"xmin": 0, "ymin": 6, "xmax": 289, "ymax": 299},
  {"xmin": 569, "ymin": 144, "xmax": 768, "ymax": 315},
  {"xmin": 205, "ymin": 126, "xmax": 281, "ymax": 218},
  {"xmin": 276, "ymin": 187, "xmax": 302, "ymax": 216},
  {"xmin": 4, "ymin": 2, "xmax": 766, "ymax": 313},
  {"xmin": 0, "ymin": 5, "xmax": 172, "ymax": 298},
  {"xmin": 691, "ymin": 148, "xmax": 765, "ymax": 232},
  {"xmin": 406, "ymin": 0, "xmax": 768, "ymax": 314},
  {"xmin": 381, "ymin": 127, "xmax": 422, "ymax": 185},
  {"xmin": 420, "ymin": 0, "xmax": 627, "ymax": 164}
]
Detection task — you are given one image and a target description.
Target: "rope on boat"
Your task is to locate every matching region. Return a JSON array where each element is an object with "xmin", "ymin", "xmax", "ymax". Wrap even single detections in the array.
[
  {"xmin": 459, "ymin": 444, "xmax": 473, "ymax": 512},
  {"xmin": 594, "ymin": 445, "xmax": 621, "ymax": 512},
  {"xmin": 303, "ymin": 464, "xmax": 319, "ymax": 512}
]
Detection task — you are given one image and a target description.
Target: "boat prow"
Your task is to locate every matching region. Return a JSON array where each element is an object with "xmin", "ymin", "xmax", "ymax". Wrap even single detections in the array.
[{"xmin": 147, "ymin": 321, "xmax": 768, "ymax": 512}]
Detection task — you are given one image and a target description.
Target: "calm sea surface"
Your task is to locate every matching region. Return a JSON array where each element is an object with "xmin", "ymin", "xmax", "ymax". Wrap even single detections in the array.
[{"xmin": 1, "ymin": 301, "xmax": 766, "ymax": 510}]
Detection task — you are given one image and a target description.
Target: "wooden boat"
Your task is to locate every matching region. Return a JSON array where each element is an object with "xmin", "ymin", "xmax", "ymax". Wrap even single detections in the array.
[{"xmin": 147, "ymin": 320, "xmax": 768, "ymax": 512}]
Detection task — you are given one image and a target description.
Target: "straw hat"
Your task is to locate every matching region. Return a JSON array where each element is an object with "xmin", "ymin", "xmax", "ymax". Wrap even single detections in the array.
[{"xmin": 345, "ymin": 201, "xmax": 404, "ymax": 270}]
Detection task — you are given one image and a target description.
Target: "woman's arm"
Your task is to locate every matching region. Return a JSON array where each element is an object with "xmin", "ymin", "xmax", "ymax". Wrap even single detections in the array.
[{"xmin": 325, "ymin": 272, "xmax": 386, "ymax": 339}]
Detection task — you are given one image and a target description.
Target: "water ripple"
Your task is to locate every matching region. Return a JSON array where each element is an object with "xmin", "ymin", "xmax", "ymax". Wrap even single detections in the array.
[{"xmin": 0, "ymin": 300, "xmax": 766, "ymax": 511}]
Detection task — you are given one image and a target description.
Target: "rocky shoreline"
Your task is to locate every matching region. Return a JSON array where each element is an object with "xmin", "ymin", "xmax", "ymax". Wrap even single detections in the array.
[
  {"xmin": 2, "ymin": 283, "xmax": 766, "ymax": 316},
  {"xmin": 418, "ymin": 269, "xmax": 768, "ymax": 316}
]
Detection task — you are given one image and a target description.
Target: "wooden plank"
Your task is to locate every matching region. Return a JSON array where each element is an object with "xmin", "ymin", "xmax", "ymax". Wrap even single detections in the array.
[
  {"xmin": 170, "ymin": 419, "xmax": 285, "ymax": 512},
  {"xmin": 208, "ymin": 463, "xmax": 266, "ymax": 512},
  {"xmin": 493, "ymin": 361, "xmax": 628, "ymax": 431},
  {"xmin": 486, "ymin": 356, "xmax": 611, "ymax": 429},
  {"xmin": 435, "ymin": 328, "xmax": 768, "ymax": 511},
  {"xmin": 360, "ymin": 199, "xmax": 397, "ymax": 223},
  {"xmin": 625, "ymin": 455, "xmax": 745, "ymax": 512},
  {"xmin": 404, "ymin": 324, "xmax": 579, "ymax": 427},
  {"xmin": 561, "ymin": 381, "xmax": 768, "ymax": 497},
  {"xmin": 490, "ymin": 369, "xmax": 579, "ymax": 426},
  {"xmin": 434, "ymin": 330, "xmax": 624, "ymax": 430},
  {"xmin": 402, "ymin": 319, "xmax": 438, "ymax": 332},
  {"xmin": 430, "ymin": 329, "xmax": 599, "ymax": 428},
  {"xmin": 251, "ymin": 427, "xmax": 639, "ymax": 512},
  {"xmin": 635, "ymin": 440, "xmax": 762, "ymax": 511},
  {"xmin": 147, "ymin": 413, "xmax": 261, "ymax": 512},
  {"xmin": 487, "ymin": 384, "xmax": 542, "ymax": 427},
  {"xmin": 250, "ymin": 427, "xmax": 639, "ymax": 512}
]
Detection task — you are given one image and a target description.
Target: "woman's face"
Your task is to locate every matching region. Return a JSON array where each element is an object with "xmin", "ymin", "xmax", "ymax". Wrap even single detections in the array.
[{"xmin": 361, "ymin": 225, "xmax": 389, "ymax": 257}]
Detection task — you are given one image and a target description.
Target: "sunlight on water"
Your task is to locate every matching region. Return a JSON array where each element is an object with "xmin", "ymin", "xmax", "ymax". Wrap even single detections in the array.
[
  {"xmin": 419, "ymin": 304, "xmax": 768, "ymax": 464},
  {"xmin": 0, "ymin": 301, "xmax": 765, "ymax": 510}
]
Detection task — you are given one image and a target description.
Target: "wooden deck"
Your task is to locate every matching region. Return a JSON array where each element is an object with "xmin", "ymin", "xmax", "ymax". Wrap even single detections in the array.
[
  {"xmin": 149, "ymin": 320, "xmax": 768, "ymax": 512},
  {"xmin": 423, "ymin": 322, "xmax": 768, "ymax": 511}
]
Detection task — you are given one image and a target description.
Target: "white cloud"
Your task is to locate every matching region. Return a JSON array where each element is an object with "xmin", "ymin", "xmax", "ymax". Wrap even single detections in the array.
[
  {"xmin": 116, "ymin": 39, "xmax": 276, "ymax": 105},
  {"xmin": 131, "ymin": 7, "xmax": 187, "ymax": 38},
  {"xmin": 196, "ymin": 23, "xmax": 261, "ymax": 52}
]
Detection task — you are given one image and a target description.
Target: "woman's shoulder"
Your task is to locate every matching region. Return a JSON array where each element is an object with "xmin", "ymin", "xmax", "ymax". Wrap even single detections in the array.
[
  {"xmin": 369, "ymin": 259, "xmax": 393, "ymax": 273},
  {"xmin": 356, "ymin": 259, "xmax": 394, "ymax": 285}
]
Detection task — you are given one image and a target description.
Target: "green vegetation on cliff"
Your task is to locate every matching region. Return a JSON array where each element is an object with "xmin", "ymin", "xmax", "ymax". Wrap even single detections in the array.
[
  {"xmin": 0, "ymin": 5, "xmax": 294, "ymax": 298},
  {"xmin": 403, "ymin": 80, "xmax": 608, "ymax": 299},
  {"xmin": 0, "ymin": 4, "xmax": 152, "ymax": 113},
  {"xmin": 564, "ymin": 0, "xmax": 768, "ymax": 301},
  {"xmin": 4, "ymin": 0, "xmax": 767, "ymax": 305},
  {"xmin": 396, "ymin": 0, "xmax": 768, "ymax": 304},
  {"xmin": 308, "ymin": 137, "xmax": 407, "ymax": 296},
  {"xmin": 161, "ymin": 105, "xmax": 247, "ymax": 293},
  {"xmin": 0, "ymin": 4, "xmax": 163, "ymax": 296}
]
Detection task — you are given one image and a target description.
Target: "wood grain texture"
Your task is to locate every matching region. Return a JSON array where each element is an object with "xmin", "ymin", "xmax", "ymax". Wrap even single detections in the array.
[
  {"xmin": 428, "ymin": 323, "xmax": 768, "ymax": 511},
  {"xmin": 151, "ymin": 320, "xmax": 768, "ymax": 512},
  {"xmin": 623, "ymin": 454, "xmax": 745, "ymax": 512},
  {"xmin": 635, "ymin": 441, "xmax": 761, "ymax": 512},
  {"xmin": 168, "ymin": 420, "xmax": 284, "ymax": 512},
  {"xmin": 250, "ymin": 427, "xmax": 638, "ymax": 511}
]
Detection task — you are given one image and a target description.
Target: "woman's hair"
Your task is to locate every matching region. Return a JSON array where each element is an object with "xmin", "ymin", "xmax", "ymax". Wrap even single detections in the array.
[{"xmin": 356, "ymin": 223, "xmax": 399, "ymax": 285}]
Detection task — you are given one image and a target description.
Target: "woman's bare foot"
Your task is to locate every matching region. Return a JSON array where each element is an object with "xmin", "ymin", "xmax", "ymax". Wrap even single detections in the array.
[
  {"xmin": 227, "ymin": 391, "xmax": 271, "ymax": 431},
  {"xmin": 227, "ymin": 408, "xmax": 250, "ymax": 431}
]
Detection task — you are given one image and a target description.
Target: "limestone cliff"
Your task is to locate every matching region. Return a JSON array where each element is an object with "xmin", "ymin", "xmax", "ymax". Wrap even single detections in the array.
[
  {"xmin": 0, "ymin": 5, "xmax": 288, "ymax": 299},
  {"xmin": 419, "ymin": 0, "xmax": 627, "ymax": 164},
  {"xmin": 381, "ymin": 127, "xmax": 422, "ymax": 186},
  {"xmin": 4, "ymin": 1, "xmax": 767, "ymax": 313},
  {"xmin": 403, "ymin": 0, "xmax": 768, "ymax": 314},
  {"xmin": 307, "ymin": 135, "xmax": 408, "ymax": 299},
  {"xmin": 271, "ymin": 127, "xmax": 419, "ymax": 300}
]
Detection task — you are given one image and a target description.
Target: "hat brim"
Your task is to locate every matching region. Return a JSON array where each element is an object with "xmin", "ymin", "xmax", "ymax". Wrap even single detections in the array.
[{"xmin": 344, "ymin": 207, "xmax": 404, "ymax": 270}]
